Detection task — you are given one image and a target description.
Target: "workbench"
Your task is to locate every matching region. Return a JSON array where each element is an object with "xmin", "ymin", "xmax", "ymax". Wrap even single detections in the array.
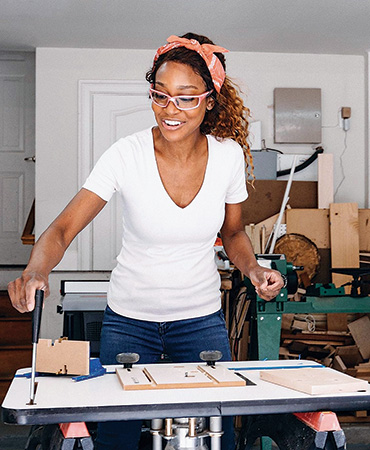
[{"xmin": 2, "ymin": 360, "xmax": 370, "ymax": 426}]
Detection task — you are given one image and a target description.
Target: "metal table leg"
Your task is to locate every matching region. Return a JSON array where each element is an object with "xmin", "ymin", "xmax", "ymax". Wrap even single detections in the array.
[
  {"xmin": 151, "ymin": 418, "xmax": 163, "ymax": 450},
  {"xmin": 209, "ymin": 416, "xmax": 222, "ymax": 450}
]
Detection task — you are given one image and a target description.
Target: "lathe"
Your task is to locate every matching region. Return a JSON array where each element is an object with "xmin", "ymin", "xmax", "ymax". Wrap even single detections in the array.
[{"xmin": 245, "ymin": 254, "xmax": 370, "ymax": 361}]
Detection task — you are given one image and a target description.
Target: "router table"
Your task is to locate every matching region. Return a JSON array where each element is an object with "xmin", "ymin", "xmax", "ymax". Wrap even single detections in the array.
[{"xmin": 2, "ymin": 359, "xmax": 370, "ymax": 449}]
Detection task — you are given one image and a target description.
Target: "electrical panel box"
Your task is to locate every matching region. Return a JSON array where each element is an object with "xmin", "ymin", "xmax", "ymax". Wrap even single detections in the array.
[
  {"xmin": 251, "ymin": 150, "xmax": 277, "ymax": 180},
  {"xmin": 274, "ymin": 88, "xmax": 322, "ymax": 143}
]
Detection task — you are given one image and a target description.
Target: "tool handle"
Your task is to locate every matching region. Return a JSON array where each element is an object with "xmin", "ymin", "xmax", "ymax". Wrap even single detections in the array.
[{"xmin": 32, "ymin": 289, "xmax": 44, "ymax": 344}]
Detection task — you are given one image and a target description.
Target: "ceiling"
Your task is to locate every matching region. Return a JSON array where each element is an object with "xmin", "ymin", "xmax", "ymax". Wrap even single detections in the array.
[{"xmin": 1, "ymin": 0, "xmax": 370, "ymax": 56}]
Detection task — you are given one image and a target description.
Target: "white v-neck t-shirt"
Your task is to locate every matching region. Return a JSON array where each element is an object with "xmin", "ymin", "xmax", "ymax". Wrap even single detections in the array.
[{"xmin": 83, "ymin": 128, "xmax": 248, "ymax": 322}]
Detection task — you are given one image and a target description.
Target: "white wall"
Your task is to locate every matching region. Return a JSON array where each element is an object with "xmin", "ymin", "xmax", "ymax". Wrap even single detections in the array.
[
  {"xmin": 227, "ymin": 52, "xmax": 365, "ymax": 204},
  {"xmin": 36, "ymin": 49, "xmax": 365, "ymax": 242}
]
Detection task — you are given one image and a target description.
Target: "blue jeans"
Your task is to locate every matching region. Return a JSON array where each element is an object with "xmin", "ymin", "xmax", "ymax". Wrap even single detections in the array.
[{"xmin": 96, "ymin": 306, "xmax": 235, "ymax": 449}]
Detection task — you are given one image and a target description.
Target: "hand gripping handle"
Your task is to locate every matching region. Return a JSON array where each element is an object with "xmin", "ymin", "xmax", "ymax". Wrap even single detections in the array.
[{"xmin": 32, "ymin": 290, "xmax": 44, "ymax": 344}]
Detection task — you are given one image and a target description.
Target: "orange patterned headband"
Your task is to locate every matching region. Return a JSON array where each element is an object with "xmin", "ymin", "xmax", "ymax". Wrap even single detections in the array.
[{"xmin": 153, "ymin": 35, "xmax": 229, "ymax": 93}]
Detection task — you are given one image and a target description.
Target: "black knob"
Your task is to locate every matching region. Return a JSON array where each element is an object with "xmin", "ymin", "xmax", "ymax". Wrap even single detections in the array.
[
  {"xmin": 116, "ymin": 352, "xmax": 140, "ymax": 370},
  {"xmin": 199, "ymin": 350, "xmax": 222, "ymax": 367}
]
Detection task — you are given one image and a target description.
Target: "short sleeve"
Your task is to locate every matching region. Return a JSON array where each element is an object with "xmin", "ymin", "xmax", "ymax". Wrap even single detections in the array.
[
  {"xmin": 82, "ymin": 142, "xmax": 122, "ymax": 202},
  {"xmin": 225, "ymin": 144, "xmax": 248, "ymax": 204}
]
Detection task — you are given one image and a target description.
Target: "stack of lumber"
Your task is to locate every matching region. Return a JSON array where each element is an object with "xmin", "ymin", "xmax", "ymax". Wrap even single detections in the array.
[{"xmin": 245, "ymin": 203, "xmax": 370, "ymax": 287}]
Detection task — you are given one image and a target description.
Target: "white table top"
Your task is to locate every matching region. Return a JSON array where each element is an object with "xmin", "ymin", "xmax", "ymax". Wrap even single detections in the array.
[{"xmin": 2, "ymin": 360, "xmax": 370, "ymax": 425}]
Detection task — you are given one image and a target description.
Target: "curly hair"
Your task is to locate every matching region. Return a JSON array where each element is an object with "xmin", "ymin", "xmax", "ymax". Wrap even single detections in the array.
[{"xmin": 146, "ymin": 33, "xmax": 254, "ymax": 181}]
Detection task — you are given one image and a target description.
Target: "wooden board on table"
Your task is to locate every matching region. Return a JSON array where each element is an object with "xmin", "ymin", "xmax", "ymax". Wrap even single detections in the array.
[
  {"xmin": 115, "ymin": 367, "xmax": 154, "ymax": 390},
  {"xmin": 260, "ymin": 367, "xmax": 368, "ymax": 395},
  {"xmin": 116, "ymin": 364, "xmax": 246, "ymax": 390},
  {"xmin": 36, "ymin": 338, "xmax": 89, "ymax": 375}
]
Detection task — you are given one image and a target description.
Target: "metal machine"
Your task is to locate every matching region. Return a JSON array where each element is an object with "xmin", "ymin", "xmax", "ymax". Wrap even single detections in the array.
[{"xmin": 245, "ymin": 254, "xmax": 370, "ymax": 360}]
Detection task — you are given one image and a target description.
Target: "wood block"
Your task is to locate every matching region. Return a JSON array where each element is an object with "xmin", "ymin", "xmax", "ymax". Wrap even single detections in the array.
[
  {"xmin": 321, "ymin": 357, "xmax": 333, "ymax": 367},
  {"xmin": 286, "ymin": 208, "xmax": 330, "ymax": 248},
  {"xmin": 318, "ymin": 154, "xmax": 334, "ymax": 208},
  {"xmin": 245, "ymin": 224, "xmax": 261, "ymax": 253},
  {"xmin": 292, "ymin": 320, "xmax": 309, "ymax": 331},
  {"xmin": 260, "ymin": 367, "xmax": 368, "ymax": 395},
  {"xmin": 36, "ymin": 339, "xmax": 89, "ymax": 375},
  {"xmin": 330, "ymin": 203, "xmax": 359, "ymax": 291},
  {"xmin": 327, "ymin": 313, "xmax": 348, "ymax": 332},
  {"xmin": 356, "ymin": 362, "xmax": 370, "ymax": 368},
  {"xmin": 336, "ymin": 345, "xmax": 363, "ymax": 367},
  {"xmin": 281, "ymin": 314, "xmax": 294, "ymax": 331},
  {"xmin": 332, "ymin": 355, "xmax": 347, "ymax": 373},
  {"xmin": 348, "ymin": 316, "xmax": 370, "ymax": 359},
  {"xmin": 355, "ymin": 410, "xmax": 368, "ymax": 418},
  {"xmin": 281, "ymin": 331, "xmax": 351, "ymax": 343}
]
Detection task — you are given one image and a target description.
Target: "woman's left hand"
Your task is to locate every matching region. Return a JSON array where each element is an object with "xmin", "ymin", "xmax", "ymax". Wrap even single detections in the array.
[{"xmin": 248, "ymin": 266, "xmax": 285, "ymax": 301}]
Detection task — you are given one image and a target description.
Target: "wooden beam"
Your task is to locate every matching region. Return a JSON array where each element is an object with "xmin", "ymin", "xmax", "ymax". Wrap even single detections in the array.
[
  {"xmin": 329, "ymin": 203, "xmax": 359, "ymax": 290},
  {"xmin": 318, "ymin": 154, "xmax": 334, "ymax": 208}
]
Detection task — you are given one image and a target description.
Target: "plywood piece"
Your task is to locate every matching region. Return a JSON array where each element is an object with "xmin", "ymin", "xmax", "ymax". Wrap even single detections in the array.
[
  {"xmin": 145, "ymin": 365, "xmax": 215, "ymax": 389},
  {"xmin": 199, "ymin": 365, "xmax": 247, "ymax": 386},
  {"xmin": 359, "ymin": 209, "xmax": 370, "ymax": 252},
  {"xmin": 116, "ymin": 364, "xmax": 246, "ymax": 390},
  {"xmin": 348, "ymin": 316, "xmax": 370, "ymax": 360},
  {"xmin": 115, "ymin": 367, "xmax": 154, "ymax": 390},
  {"xmin": 36, "ymin": 339, "xmax": 89, "ymax": 375},
  {"xmin": 336, "ymin": 345, "xmax": 363, "ymax": 367},
  {"xmin": 329, "ymin": 203, "xmax": 359, "ymax": 291},
  {"xmin": 332, "ymin": 355, "xmax": 347, "ymax": 373},
  {"xmin": 327, "ymin": 313, "xmax": 348, "ymax": 332},
  {"xmin": 318, "ymin": 154, "xmax": 334, "ymax": 208},
  {"xmin": 260, "ymin": 367, "xmax": 368, "ymax": 395},
  {"xmin": 242, "ymin": 180, "xmax": 317, "ymax": 225},
  {"xmin": 245, "ymin": 224, "xmax": 261, "ymax": 253},
  {"xmin": 255, "ymin": 213, "xmax": 285, "ymax": 253},
  {"xmin": 286, "ymin": 209, "xmax": 330, "ymax": 248}
]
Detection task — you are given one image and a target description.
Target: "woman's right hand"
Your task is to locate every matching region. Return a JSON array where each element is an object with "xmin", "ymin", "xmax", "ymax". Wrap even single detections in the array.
[{"xmin": 7, "ymin": 272, "xmax": 49, "ymax": 313}]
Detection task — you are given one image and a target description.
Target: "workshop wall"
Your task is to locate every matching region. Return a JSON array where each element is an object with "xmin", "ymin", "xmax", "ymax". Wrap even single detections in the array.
[
  {"xmin": 35, "ymin": 48, "xmax": 365, "ymax": 338},
  {"xmin": 226, "ymin": 51, "xmax": 365, "ymax": 205}
]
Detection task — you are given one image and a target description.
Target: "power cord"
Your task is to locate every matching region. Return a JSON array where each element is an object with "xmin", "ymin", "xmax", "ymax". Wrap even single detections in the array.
[{"xmin": 334, "ymin": 130, "xmax": 348, "ymax": 198}]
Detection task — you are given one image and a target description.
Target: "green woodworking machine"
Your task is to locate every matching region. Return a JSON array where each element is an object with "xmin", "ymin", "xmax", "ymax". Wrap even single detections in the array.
[{"xmin": 245, "ymin": 254, "xmax": 370, "ymax": 360}]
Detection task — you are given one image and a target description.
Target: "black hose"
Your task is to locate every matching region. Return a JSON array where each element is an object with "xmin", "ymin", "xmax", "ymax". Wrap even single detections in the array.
[{"xmin": 276, "ymin": 146, "xmax": 324, "ymax": 178}]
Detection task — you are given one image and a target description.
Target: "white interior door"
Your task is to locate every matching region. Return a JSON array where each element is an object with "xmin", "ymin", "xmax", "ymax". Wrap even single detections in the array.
[
  {"xmin": 78, "ymin": 81, "xmax": 156, "ymax": 270},
  {"xmin": 0, "ymin": 52, "xmax": 35, "ymax": 265}
]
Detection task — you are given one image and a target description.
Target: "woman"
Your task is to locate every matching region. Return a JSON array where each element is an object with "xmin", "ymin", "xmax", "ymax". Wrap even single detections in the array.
[{"xmin": 8, "ymin": 33, "xmax": 283, "ymax": 449}]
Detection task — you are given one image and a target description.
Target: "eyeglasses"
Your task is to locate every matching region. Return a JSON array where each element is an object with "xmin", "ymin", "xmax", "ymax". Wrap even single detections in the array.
[{"xmin": 149, "ymin": 88, "xmax": 213, "ymax": 111}]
